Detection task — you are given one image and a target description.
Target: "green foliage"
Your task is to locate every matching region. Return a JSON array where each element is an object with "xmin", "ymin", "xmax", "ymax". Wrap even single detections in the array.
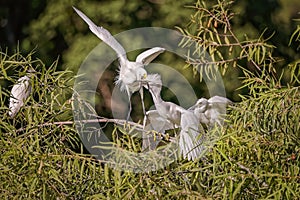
[
  {"xmin": 1, "ymin": 0, "xmax": 300, "ymax": 199},
  {"xmin": 0, "ymin": 50, "xmax": 83, "ymax": 198}
]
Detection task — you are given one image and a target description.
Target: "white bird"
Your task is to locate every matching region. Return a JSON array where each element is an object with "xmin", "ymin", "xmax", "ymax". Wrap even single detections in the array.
[
  {"xmin": 73, "ymin": 7, "xmax": 165, "ymax": 120},
  {"xmin": 143, "ymin": 74, "xmax": 204, "ymax": 160},
  {"xmin": 189, "ymin": 96, "xmax": 232, "ymax": 127},
  {"xmin": 9, "ymin": 75, "xmax": 31, "ymax": 118}
]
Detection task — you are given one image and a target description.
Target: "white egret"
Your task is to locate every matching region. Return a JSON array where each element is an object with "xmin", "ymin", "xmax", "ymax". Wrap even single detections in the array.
[
  {"xmin": 9, "ymin": 75, "xmax": 31, "ymax": 118},
  {"xmin": 73, "ymin": 7, "xmax": 165, "ymax": 120},
  {"xmin": 143, "ymin": 74, "xmax": 205, "ymax": 160},
  {"xmin": 180, "ymin": 96, "xmax": 231, "ymax": 160}
]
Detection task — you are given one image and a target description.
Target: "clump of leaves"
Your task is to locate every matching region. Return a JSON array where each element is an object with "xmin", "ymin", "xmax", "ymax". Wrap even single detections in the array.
[
  {"xmin": 175, "ymin": 0, "xmax": 300, "ymax": 198},
  {"xmin": 0, "ymin": 50, "xmax": 84, "ymax": 198}
]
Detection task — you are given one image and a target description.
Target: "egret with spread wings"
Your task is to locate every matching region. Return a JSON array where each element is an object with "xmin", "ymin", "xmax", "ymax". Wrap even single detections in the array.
[{"xmin": 73, "ymin": 7, "xmax": 165, "ymax": 121}]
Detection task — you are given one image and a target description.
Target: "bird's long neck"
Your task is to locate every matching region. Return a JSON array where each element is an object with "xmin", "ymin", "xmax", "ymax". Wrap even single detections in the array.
[{"xmin": 149, "ymin": 84, "xmax": 163, "ymax": 106}]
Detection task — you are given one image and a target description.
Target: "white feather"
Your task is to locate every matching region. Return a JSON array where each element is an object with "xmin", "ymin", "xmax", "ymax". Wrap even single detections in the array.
[
  {"xmin": 189, "ymin": 96, "xmax": 231, "ymax": 126},
  {"xmin": 142, "ymin": 110, "xmax": 174, "ymax": 151},
  {"xmin": 144, "ymin": 74, "xmax": 205, "ymax": 160},
  {"xmin": 180, "ymin": 111, "xmax": 205, "ymax": 161},
  {"xmin": 135, "ymin": 47, "xmax": 165, "ymax": 66}
]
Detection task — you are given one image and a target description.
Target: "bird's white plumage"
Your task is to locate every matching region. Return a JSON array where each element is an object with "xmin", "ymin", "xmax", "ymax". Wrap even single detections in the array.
[
  {"xmin": 146, "ymin": 74, "xmax": 185, "ymax": 124},
  {"xmin": 73, "ymin": 7, "xmax": 231, "ymax": 161},
  {"xmin": 144, "ymin": 74, "xmax": 205, "ymax": 160},
  {"xmin": 180, "ymin": 111, "xmax": 205, "ymax": 161},
  {"xmin": 135, "ymin": 47, "xmax": 165, "ymax": 66},
  {"xmin": 189, "ymin": 96, "xmax": 231, "ymax": 126},
  {"xmin": 73, "ymin": 7, "xmax": 127, "ymax": 64},
  {"xmin": 73, "ymin": 7, "xmax": 165, "ymax": 120},
  {"xmin": 144, "ymin": 74, "xmax": 232, "ymax": 160},
  {"xmin": 142, "ymin": 110, "xmax": 174, "ymax": 151},
  {"xmin": 9, "ymin": 75, "xmax": 31, "ymax": 117}
]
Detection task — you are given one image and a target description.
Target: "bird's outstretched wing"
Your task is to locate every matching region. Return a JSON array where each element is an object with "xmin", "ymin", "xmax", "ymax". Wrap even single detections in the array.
[
  {"xmin": 142, "ymin": 110, "xmax": 174, "ymax": 151},
  {"xmin": 73, "ymin": 7, "xmax": 127, "ymax": 63},
  {"xmin": 9, "ymin": 76, "xmax": 31, "ymax": 117},
  {"xmin": 179, "ymin": 111, "xmax": 205, "ymax": 161},
  {"xmin": 135, "ymin": 47, "xmax": 165, "ymax": 66},
  {"xmin": 208, "ymin": 95, "xmax": 232, "ymax": 104}
]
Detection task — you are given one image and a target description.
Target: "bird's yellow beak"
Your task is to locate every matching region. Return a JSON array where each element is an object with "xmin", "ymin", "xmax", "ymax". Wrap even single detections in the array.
[{"xmin": 142, "ymin": 73, "xmax": 147, "ymax": 79}]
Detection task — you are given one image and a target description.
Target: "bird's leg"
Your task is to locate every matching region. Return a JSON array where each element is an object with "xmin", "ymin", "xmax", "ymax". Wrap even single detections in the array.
[
  {"xmin": 145, "ymin": 81, "xmax": 150, "ymax": 95},
  {"xmin": 124, "ymin": 101, "xmax": 132, "ymax": 130},
  {"xmin": 125, "ymin": 89, "xmax": 132, "ymax": 128},
  {"xmin": 143, "ymin": 80, "xmax": 151, "ymax": 114},
  {"xmin": 126, "ymin": 99, "xmax": 132, "ymax": 123}
]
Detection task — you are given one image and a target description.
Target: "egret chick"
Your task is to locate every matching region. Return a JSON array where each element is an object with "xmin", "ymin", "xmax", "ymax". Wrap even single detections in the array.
[
  {"xmin": 143, "ymin": 74, "xmax": 204, "ymax": 160},
  {"xmin": 189, "ymin": 96, "xmax": 232, "ymax": 127},
  {"xmin": 73, "ymin": 7, "xmax": 165, "ymax": 120}
]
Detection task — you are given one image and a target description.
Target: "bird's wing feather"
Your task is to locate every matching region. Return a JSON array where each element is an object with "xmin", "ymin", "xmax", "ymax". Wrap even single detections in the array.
[
  {"xmin": 142, "ymin": 110, "xmax": 174, "ymax": 151},
  {"xmin": 179, "ymin": 111, "xmax": 204, "ymax": 161},
  {"xmin": 135, "ymin": 47, "xmax": 165, "ymax": 66},
  {"xmin": 208, "ymin": 96, "xmax": 231, "ymax": 104},
  {"xmin": 73, "ymin": 7, "xmax": 127, "ymax": 63}
]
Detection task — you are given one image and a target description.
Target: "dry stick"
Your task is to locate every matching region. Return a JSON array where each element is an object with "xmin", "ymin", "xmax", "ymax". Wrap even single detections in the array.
[
  {"xmin": 188, "ymin": 56, "xmax": 247, "ymax": 66},
  {"xmin": 236, "ymin": 162, "xmax": 259, "ymax": 180},
  {"xmin": 222, "ymin": 12, "xmax": 265, "ymax": 74},
  {"xmin": 195, "ymin": 7, "xmax": 226, "ymax": 25},
  {"xmin": 185, "ymin": 8, "xmax": 268, "ymax": 73},
  {"xmin": 14, "ymin": 117, "xmax": 143, "ymax": 133},
  {"xmin": 199, "ymin": 6, "xmax": 267, "ymax": 74},
  {"xmin": 13, "ymin": 117, "xmax": 175, "ymax": 141}
]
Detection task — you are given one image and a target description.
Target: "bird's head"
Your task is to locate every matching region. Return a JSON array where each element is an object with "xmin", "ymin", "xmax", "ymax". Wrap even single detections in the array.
[
  {"xmin": 145, "ymin": 74, "xmax": 162, "ymax": 97},
  {"xmin": 191, "ymin": 98, "xmax": 208, "ymax": 114},
  {"xmin": 136, "ymin": 68, "xmax": 147, "ymax": 81}
]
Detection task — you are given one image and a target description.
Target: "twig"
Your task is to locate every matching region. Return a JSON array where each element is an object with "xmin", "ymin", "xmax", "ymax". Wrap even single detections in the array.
[
  {"xmin": 222, "ymin": 12, "xmax": 264, "ymax": 74},
  {"xmin": 188, "ymin": 56, "xmax": 247, "ymax": 66},
  {"xmin": 12, "ymin": 117, "xmax": 144, "ymax": 134},
  {"xmin": 236, "ymin": 162, "xmax": 258, "ymax": 180}
]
